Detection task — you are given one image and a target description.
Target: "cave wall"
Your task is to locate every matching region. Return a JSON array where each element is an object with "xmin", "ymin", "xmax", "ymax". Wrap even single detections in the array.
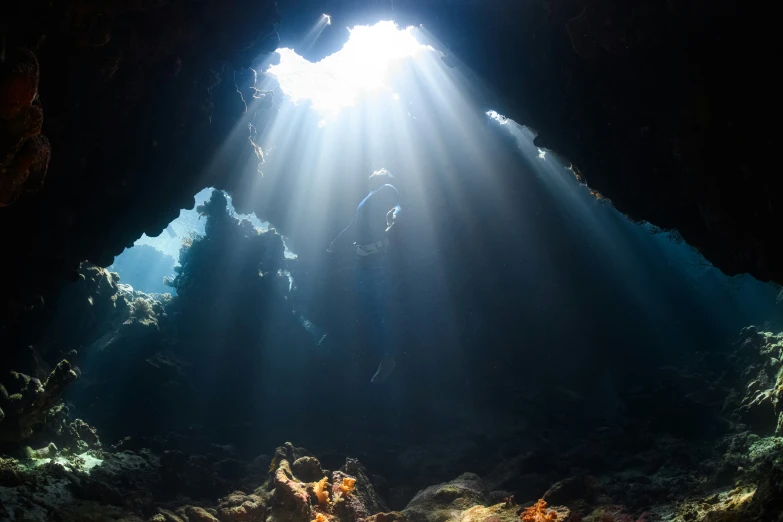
[
  {"xmin": 1, "ymin": 0, "xmax": 779, "ymax": 384},
  {"xmin": 0, "ymin": 0, "xmax": 279, "ymax": 345}
]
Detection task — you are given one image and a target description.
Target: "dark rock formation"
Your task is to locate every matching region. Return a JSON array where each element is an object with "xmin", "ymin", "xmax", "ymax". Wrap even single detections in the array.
[
  {"xmin": 0, "ymin": 48, "xmax": 50, "ymax": 207},
  {"xmin": 0, "ymin": 0, "xmax": 279, "ymax": 335},
  {"xmin": 341, "ymin": 459, "xmax": 389, "ymax": 517},
  {"xmin": 730, "ymin": 326, "xmax": 783, "ymax": 435},
  {"xmin": 0, "ymin": 359, "xmax": 78, "ymax": 443}
]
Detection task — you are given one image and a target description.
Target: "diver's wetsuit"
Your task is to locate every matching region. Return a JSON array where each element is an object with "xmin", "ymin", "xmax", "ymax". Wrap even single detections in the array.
[{"xmin": 331, "ymin": 184, "xmax": 401, "ymax": 360}]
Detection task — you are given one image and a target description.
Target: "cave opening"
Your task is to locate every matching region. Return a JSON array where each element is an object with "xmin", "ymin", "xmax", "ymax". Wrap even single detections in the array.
[{"xmin": 107, "ymin": 188, "xmax": 290, "ymax": 295}]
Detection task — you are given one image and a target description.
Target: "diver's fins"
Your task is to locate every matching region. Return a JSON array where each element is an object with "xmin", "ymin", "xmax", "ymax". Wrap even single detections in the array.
[{"xmin": 371, "ymin": 357, "xmax": 396, "ymax": 384}]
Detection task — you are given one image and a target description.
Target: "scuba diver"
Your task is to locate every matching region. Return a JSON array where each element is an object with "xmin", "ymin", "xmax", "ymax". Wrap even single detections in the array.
[{"xmin": 327, "ymin": 168, "xmax": 402, "ymax": 384}]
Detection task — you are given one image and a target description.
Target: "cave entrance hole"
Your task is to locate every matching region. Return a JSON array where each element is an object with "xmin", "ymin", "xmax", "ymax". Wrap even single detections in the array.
[{"xmin": 108, "ymin": 188, "xmax": 295, "ymax": 295}]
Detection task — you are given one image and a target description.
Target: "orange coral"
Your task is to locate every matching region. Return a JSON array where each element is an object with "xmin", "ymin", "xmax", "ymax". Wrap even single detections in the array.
[
  {"xmin": 339, "ymin": 477, "xmax": 356, "ymax": 495},
  {"xmin": 313, "ymin": 477, "xmax": 330, "ymax": 506},
  {"xmin": 521, "ymin": 500, "xmax": 558, "ymax": 522},
  {"xmin": 312, "ymin": 513, "xmax": 329, "ymax": 522}
]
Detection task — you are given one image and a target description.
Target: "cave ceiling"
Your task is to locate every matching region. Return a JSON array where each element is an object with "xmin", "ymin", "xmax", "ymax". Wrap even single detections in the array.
[{"xmin": 0, "ymin": 0, "xmax": 777, "ymax": 330}]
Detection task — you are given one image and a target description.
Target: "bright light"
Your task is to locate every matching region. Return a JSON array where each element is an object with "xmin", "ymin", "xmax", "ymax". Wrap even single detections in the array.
[
  {"xmin": 323, "ymin": 14, "xmax": 331, "ymax": 25},
  {"xmin": 486, "ymin": 110, "xmax": 509, "ymax": 125},
  {"xmin": 538, "ymin": 148, "xmax": 547, "ymax": 160},
  {"xmin": 267, "ymin": 21, "xmax": 433, "ymax": 114}
]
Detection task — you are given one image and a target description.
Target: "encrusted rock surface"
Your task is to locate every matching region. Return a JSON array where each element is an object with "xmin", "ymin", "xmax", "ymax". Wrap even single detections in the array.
[
  {"xmin": 403, "ymin": 473, "xmax": 490, "ymax": 522},
  {"xmin": 731, "ymin": 326, "xmax": 783, "ymax": 435},
  {"xmin": 0, "ymin": 359, "xmax": 78, "ymax": 443}
]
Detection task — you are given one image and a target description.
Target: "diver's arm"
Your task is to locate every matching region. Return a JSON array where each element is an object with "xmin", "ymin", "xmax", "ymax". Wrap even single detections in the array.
[
  {"xmin": 328, "ymin": 214, "xmax": 356, "ymax": 252},
  {"xmin": 386, "ymin": 204, "xmax": 401, "ymax": 231},
  {"xmin": 386, "ymin": 186, "xmax": 402, "ymax": 231}
]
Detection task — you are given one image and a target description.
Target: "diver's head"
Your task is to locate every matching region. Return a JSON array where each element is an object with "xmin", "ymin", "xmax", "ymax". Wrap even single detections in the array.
[{"xmin": 368, "ymin": 168, "xmax": 394, "ymax": 192}]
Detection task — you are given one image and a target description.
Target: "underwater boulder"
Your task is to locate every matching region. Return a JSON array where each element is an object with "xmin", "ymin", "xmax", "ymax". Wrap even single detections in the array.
[
  {"xmin": 270, "ymin": 457, "xmax": 311, "ymax": 521},
  {"xmin": 542, "ymin": 475, "xmax": 598, "ymax": 508},
  {"xmin": 340, "ymin": 458, "xmax": 389, "ymax": 516},
  {"xmin": 482, "ymin": 451, "xmax": 555, "ymax": 501},
  {"xmin": 292, "ymin": 456, "xmax": 328, "ymax": 482},
  {"xmin": 216, "ymin": 490, "xmax": 266, "ymax": 522},
  {"xmin": 403, "ymin": 473, "xmax": 490, "ymax": 522}
]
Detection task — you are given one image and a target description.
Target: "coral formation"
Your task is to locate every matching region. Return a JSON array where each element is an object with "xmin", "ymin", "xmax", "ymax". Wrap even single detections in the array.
[
  {"xmin": 340, "ymin": 477, "xmax": 357, "ymax": 496},
  {"xmin": 314, "ymin": 477, "xmax": 331, "ymax": 507},
  {"xmin": 520, "ymin": 500, "xmax": 558, "ymax": 522}
]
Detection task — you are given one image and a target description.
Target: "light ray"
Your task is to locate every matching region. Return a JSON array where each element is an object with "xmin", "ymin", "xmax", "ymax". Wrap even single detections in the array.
[{"xmin": 268, "ymin": 21, "xmax": 434, "ymax": 115}]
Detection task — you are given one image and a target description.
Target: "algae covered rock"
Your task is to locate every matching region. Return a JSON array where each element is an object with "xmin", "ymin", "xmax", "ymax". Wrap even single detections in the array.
[
  {"xmin": 180, "ymin": 505, "xmax": 221, "ymax": 522},
  {"xmin": 359, "ymin": 513, "xmax": 409, "ymax": 522},
  {"xmin": 733, "ymin": 328, "xmax": 783, "ymax": 435},
  {"xmin": 149, "ymin": 505, "xmax": 221, "ymax": 522},
  {"xmin": 270, "ymin": 458, "xmax": 311, "ymax": 522},
  {"xmin": 340, "ymin": 458, "xmax": 389, "ymax": 517},
  {"xmin": 0, "ymin": 359, "xmax": 78, "ymax": 443},
  {"xmin": 542, "ymin": 475, "xmax": 598, "ymax": 507},
  {"xmin": 150, "ymin": 510, "xmax": 186, "ymax": 522},
  {"xmin": 459, "ymin": 504, "xmax": 524, "ymax": 522},
  {"xmin": 217, "ymin": 490, "xmax": 266, "ymax": 521},
  {"xmin": 0, "ymin": 456, "xmax": 23, "ymax": 486},
  {"xmin": 403, "ymin": 473, "xmax": 490, "ymax": 522},
  {"xmin": 402, "ymin": 474, "xmax": 573, "ymax": 522},
  {"xmin": 293, "ymin": 456, "xmax": 328, "ymax": 482}
]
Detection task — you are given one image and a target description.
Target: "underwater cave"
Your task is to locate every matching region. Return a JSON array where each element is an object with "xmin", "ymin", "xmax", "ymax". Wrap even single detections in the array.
[{"xmin": 0, "ymin": 2, "xmax": 781, "ymax": 522}]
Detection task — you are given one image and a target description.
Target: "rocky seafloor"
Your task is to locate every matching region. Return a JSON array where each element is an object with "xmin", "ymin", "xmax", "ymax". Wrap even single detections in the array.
[
  {"xmin": 3, "ymin": 322, "xmax": 783, "ymax": 522},
  {"xmin": 3, "ymin": 191, "xmax": 783, "ymax": 521}
]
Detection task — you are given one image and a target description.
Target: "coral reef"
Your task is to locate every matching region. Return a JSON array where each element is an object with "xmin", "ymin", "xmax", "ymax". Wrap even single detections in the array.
[{"xmin": 313, "ymin": 477, "xmax": 331, "ymax": 507}]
